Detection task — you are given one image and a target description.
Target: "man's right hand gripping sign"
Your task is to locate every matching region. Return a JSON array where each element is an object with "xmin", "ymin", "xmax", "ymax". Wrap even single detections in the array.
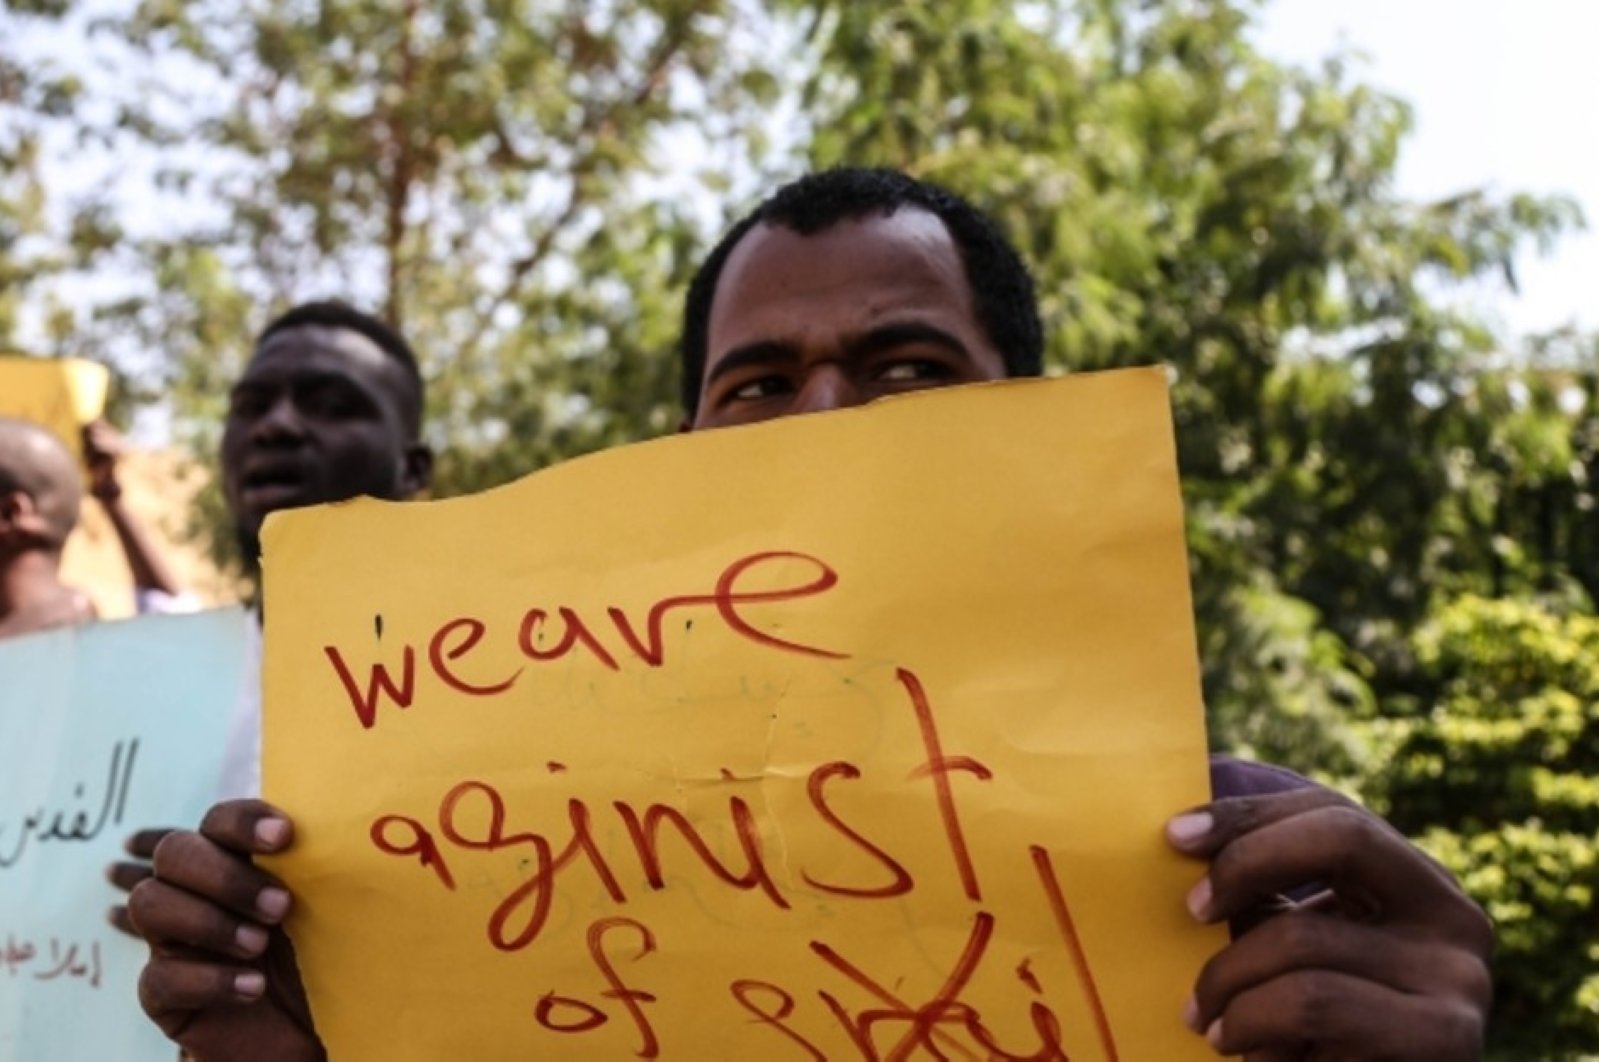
[{"xmin": 1169, "ymin": 789, "xmax": 1491, "ymax": 1058}]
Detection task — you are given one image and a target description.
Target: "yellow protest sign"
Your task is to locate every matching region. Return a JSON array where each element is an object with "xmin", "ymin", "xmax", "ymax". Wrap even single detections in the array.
[
  {"xmin": 0, "ymin": 355, "xmax": 110, "ymax": 461},
  {"xmin": 263, "ymin": 368, "xmax": 1223, "ymax": 1060}
]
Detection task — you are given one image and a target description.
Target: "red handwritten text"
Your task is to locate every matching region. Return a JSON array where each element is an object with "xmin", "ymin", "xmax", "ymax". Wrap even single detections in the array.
[{"xmin": 326, "ymin": 551, "xmax": 847, "ymax": 729}]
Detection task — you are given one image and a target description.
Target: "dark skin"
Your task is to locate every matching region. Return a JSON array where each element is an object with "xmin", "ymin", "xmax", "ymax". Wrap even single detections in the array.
[
  {"xmin": 1167, "ymin": 791, "xmax": 1491, "ymax": 1059},
  {"xmin": 0, "ymin": 418, "xmax": 96, "ymax": 638},
  {"xmin": 0, "ymin": 418, "xmax": 190, "ymax": 639},
  {"xmin": 82, "ymin": 418, "xmax": 187, "ymax": 599},
  {"xmin": 687, "ymin": 211, "xmax": 1008, "ymax": 429},
  {"xmin": 130, "ymin": 804, "xmax": 318, "ymax": 1060},
  {"xmin": 131, "ymin": 217, "xmax": 1490, "ymax": 1060},
  {"xmin": 219, "ymin": 324, "xmax": 431, "ymax": 566},
  {"xmin": 122, "ymin": 323, "xmax": 431, "ymax": 1060}
]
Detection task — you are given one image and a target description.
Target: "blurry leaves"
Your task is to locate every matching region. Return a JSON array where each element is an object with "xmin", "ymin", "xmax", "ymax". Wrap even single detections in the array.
[
  {"xmin": 1365, "ymin": 597, "xmax": 1599, "ymax": 1054},
  {"xmin": 46, "ymin": 0, "xmax": 794, "ymax": 569}
]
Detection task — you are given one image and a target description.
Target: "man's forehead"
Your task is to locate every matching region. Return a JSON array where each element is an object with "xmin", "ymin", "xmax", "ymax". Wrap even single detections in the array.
[
  {"xmin": 709, "ymin": 209, "xmax": 978, "ymax": 337},
  {"xmin": 727, "ymin": 209, "xmax": 960, "ymax": 276},
  {"xmin": 243, "ymin": 323, "xmax": 396, "ymax": 383}
]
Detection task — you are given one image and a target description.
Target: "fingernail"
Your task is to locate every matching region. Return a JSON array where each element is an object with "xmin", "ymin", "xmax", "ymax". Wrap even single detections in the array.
[
  {"xmin": 1166, "ymin": 811, "xmax": 1213, "ymax": 848},
  {"xmin": 1186, "ymin": 876, "xmax": 1213, "ymax": 921},
  {"xmin": 255, "ymin": 817, "xmax": 289, "ymax": 850},
  {"xmin": 1182, "ymin": 994, "xmax": 1202, "ymax": 1032},
  {"xmin": 255, "ymin": 886, "xmax": 291, "ymax": 922},
  {"xmin": 235, "ymin": 923, "xmax": 269, "ymax": 956},
  {"xmin": 1205, "ymin": 1017, "xmax": 1224, "ymax": 1050},
  {"xmin": 235, "ymin": 971, "xmax": 266, "ymax": 999}
]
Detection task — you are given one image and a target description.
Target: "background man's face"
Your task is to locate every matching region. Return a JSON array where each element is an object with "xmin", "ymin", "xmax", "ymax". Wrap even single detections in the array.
[
  {"xmin": 220, "ymin": 324, "xmax": 421, "ymax": 549},
  {"xmin": 691, "ymin": 209, "xmax": 1007, "ymax": 430}
]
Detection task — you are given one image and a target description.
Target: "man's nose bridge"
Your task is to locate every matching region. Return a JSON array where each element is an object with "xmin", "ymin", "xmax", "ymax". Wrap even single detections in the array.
[
  {"xmin": 253, "ymin": 391, "xmax": 305, "ymax": 438},
  {"xmin": 794, "ymin": 363, "xmax": 859, "ymax": 414}
]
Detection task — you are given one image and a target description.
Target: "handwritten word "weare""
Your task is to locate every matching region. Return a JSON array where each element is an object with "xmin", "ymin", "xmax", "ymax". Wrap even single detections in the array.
[
  {"xmin": 323, "ymin": 551, "xmax": 847, "ymax": 730},
  {"xmin": 0, "ymin": 739, "xmax": 139, "ymax": 870}
]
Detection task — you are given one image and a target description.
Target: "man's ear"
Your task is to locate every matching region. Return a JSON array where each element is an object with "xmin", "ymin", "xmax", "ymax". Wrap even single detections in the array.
[
  {"xmin": 0, "ymin": 489, "xmax": 36, "ymax": 541},
  {"xmin": 399, "ymin": 443, "xmax": 434, "ymax": 498},
  {"xmin": 0, "ymin": 488, "xmax": 36, "ymax": 522}
]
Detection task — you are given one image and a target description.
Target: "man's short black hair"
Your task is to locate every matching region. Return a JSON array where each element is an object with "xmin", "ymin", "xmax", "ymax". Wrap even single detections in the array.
[
  {"xmin": 257, "ymin": 300, "xmax": 425, "ymax": 429},
  {"xmin": 679, "ymin": 167, "xmax": 1043, "ymax": 417}
]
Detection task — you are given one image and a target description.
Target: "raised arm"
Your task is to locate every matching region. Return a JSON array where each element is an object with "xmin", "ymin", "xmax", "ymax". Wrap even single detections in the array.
[{"xmin": 83, "ymin": 420, "xmax": 186, "ymax": 600}]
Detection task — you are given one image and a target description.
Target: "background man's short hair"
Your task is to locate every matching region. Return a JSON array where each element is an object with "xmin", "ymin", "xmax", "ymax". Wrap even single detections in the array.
[
  {"xmin": 257, "ymin": 300, "xmax": 426, "ymax": 421},
  {"xmin": 679, "ymin": 167, "xmax": 1045, "ymax": 416}
]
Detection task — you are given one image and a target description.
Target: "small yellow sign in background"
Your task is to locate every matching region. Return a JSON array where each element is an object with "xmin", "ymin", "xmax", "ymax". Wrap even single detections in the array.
[
  {"xmin": 264, "ymin": 369, "xmax": 1221, "ymax": 1060},
  {"xmin": 0, "ymin": 356, "xmax": 109, "ymax": 462}
]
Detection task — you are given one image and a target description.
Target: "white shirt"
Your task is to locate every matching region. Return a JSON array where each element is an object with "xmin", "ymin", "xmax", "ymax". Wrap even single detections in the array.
[{"xmin": 216, "ymin": 613, "xmax": 262, "ymax": 800}]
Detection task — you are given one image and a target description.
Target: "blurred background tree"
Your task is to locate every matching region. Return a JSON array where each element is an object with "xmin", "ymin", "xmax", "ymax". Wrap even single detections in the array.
[
  {"xmin": 1367, "ymin": 592, "xmax": 1599, "ymax": 1055},
  {"xmin": 5, "ymin": 0, "xmax": 1596, "ymax": 1052},
  {"xmin": 12, "ymin": 0, "xmax": 790, "ymax": 561},
  {"xmin": 1, "ymin": 1, "xmax": 124, "ymax": 377}
]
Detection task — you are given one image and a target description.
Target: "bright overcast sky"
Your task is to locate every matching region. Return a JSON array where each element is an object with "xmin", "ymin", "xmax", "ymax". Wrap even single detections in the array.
[{"xmin": 1254, "ymin": 0, "xmax": 1599, "ymax": 340}]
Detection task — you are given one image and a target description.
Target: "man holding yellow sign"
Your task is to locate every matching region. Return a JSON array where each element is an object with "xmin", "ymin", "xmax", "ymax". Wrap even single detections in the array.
[{"xmin": 130, "ymin": 169, "xmax": 1490, "ymax": 1060}]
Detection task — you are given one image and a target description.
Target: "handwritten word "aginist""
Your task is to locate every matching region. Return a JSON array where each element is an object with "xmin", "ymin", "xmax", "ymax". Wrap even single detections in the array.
[{"xmin": 370, "ymin": 668, "xmax": 988, "ymax": 954}]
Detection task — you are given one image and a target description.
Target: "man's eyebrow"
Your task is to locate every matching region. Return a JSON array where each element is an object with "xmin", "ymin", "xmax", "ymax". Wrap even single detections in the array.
[
  {"xmin": 703, "ymin": 341, "xmax": 797, "ymax": 389},
  {"xmin": 232, "ymin": 368, "xmax": 362, "ymax": 393},
  {"xmin": 844, "ymin": 321, "xmax": 972, "ymax": 361}
]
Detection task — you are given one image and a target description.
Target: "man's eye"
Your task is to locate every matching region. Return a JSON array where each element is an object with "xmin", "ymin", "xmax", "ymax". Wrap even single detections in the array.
[
  {"xmin": 227, "ymin": 390, "xmax": 269, "ymax": 417},
  {"xmin": 877, "ymin": 359, "xmax": 946, "ymax": 382},
  {"xmin": 299, "ymin": 384, "xmax": 367, "ymax": 417},
  {"xmin": 730, "ymin": 376, "xmax": 792, "ymax": 401}
]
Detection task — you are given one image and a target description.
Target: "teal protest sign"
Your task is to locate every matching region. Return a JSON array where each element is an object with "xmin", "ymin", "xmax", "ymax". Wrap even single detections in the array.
[{"xmin": 0, "ymin": 609, "xmax": 249, "ymax": 1058}]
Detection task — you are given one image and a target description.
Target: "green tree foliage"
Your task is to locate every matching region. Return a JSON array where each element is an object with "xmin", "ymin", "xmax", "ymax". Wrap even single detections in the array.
[
  {"xmin": 1365, "ymin": 595, "xmax": 1599, "ymax": 1055},
  {"xmin": 0, "ymin": 1, "xmax": 112, "ymax": 354},
  {"xmin": 0, "ymin": 1, "xmax": 151, "ymax": 427}
]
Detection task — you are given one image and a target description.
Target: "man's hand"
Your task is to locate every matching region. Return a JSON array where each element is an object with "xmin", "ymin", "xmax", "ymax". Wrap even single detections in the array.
[
  {"xmin": 82, "ymin": 419, "xmax": 125, "ymax": 502},
  {"xmin": 129, "ymin": 799, "xmax": 323, "ymax": 1061},
  {"xmin": 106, "ymin": 827, "xmax": 174, "ymax": 937},
  {"xmin": 1167, "ymin": 787, "xmax": 1492, "ymax": 1060}
]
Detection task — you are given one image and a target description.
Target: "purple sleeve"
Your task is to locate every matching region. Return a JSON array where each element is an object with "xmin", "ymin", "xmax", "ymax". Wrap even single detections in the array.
[
  {"xmin": 1207, "ymin": 754, "xmax": 1316, "ymax": 800},
  {"xmin": 1207, "ymin": 755, "xmax": 1327, "ymax": 923}
]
